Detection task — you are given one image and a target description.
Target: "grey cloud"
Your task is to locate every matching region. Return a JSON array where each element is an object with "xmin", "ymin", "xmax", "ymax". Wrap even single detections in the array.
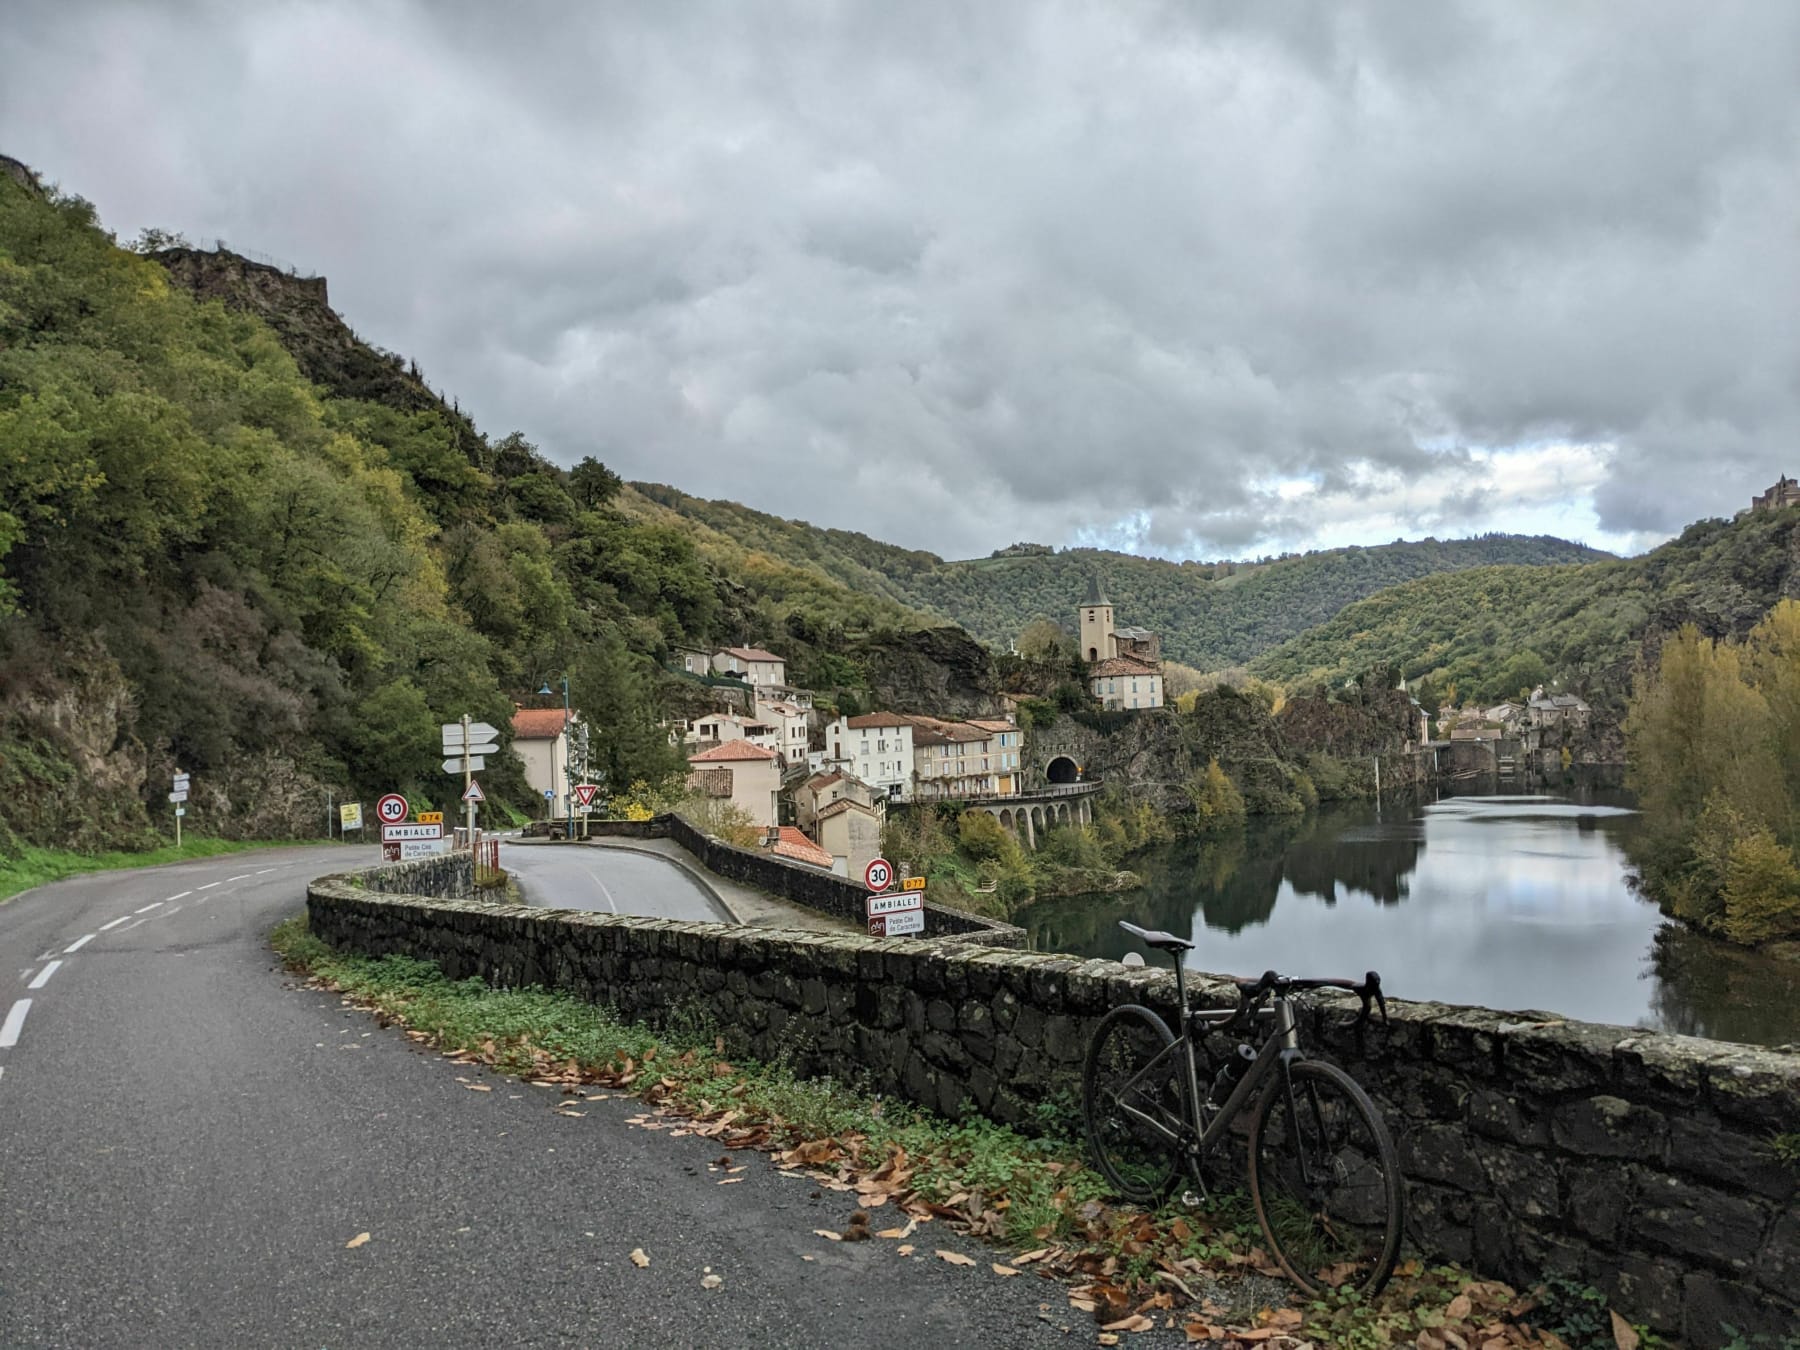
[{"xmin": 3, "ymin": 0, "xmax": 1796, "ymax": 559}]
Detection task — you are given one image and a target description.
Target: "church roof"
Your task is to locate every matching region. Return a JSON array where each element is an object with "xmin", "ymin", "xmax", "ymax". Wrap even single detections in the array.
[{"xmin": 1082, "ymin": 575, "xmax": 1111, "ymax": 607}]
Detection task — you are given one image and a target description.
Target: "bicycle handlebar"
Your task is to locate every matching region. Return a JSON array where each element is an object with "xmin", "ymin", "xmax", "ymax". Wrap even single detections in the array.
[{"xmin": 1231, "ymin": 968, "xmax": 1389, "ymax": 1030}]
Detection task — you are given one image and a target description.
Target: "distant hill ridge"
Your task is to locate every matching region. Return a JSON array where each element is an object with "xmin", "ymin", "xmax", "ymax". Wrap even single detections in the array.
[{"xmin": 625, "ymin": 483, "xmax": 1612, "ymax": 669}]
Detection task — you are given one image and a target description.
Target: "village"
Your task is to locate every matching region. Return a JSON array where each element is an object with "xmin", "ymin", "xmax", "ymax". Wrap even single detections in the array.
[{"xmin": 508, "ymin": 581, "xmax": 1164, "ymax": 878}]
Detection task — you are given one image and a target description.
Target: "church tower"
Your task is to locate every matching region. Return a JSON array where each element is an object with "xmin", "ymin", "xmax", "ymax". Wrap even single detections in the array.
[{"xmin": 1079, "ymin": 575, "xmax": 1114, "ymax": 663}]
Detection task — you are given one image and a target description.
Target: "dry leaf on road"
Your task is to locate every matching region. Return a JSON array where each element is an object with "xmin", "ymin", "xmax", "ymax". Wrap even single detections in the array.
[
  {"xmin": 992, "ymin": 1263, "xmax": 1021, "ymax": 1277},
  {"xmin": 813, "ymin": 1229, "xmax": 843, "ymax": 1242},
  {"xmin": 1101, "ymin": 1314, "xmax": 1153, "ymax": 1333},
  {"xmin": 701, "ymin": 1274, "xmax": 723, "ymax": 1290},
  {"xmin": 462, "ymin": 1083, "xmax": 492, "ymax": 1092},
  {"xmin": 345, "ymin": 1232, "xmax": 371, "ymax": 1249},
  {"xmin": 1611, "ymin": 1312, "xmax": 1640, "ymax": 1350},
  {"xmin": 897, "ymin": 1244, "xmax": 915, "ymax": 1256},
  {"xmin": 629, "ymin": 1248, "xmax": 650, "ymax": 1268},
  {"xmin": 936, "ymin": 1250, "xmax": 977, "ymax": 1266}
]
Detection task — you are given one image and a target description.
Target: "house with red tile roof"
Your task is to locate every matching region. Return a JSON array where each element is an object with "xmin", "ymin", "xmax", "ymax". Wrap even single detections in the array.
[
  {"xmin": 766, "ymin": 825, "xmax": 834, "ymax": 871},
  {"xmin": 687, "ymin": 739, "xmax": 781, "ymax": 827},
  {"xmin": 510, "ymin": 706, "xmax": 577, "ymax": 817}
]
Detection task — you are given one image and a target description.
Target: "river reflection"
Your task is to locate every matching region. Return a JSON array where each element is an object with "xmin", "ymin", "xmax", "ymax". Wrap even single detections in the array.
[{"xmin": 1025, "ymin": 786, "xmax": 1800, "ymax": 1048}]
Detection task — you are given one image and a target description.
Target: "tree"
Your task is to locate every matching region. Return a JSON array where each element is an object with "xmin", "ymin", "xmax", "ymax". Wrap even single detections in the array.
[
  {"xmin": 1185, "ymin": 759, "xmax": 1246, "ymax": 832},
  {"xmin": 569, "ymin": 456, "xmax": 623, "ymax": 509},
  {"xmin": 570, "ymin": 628, "xmax": 686, "ymax": 793},
  {"xmin": 1016, "ymin": 619, "xmax": 1075, "ymax": 664}
]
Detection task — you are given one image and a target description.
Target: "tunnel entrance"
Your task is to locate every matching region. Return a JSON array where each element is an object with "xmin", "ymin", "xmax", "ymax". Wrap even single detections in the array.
[{"xmin": 1046, "ymin": 756, "xmax": 1078, "ymax": 785}]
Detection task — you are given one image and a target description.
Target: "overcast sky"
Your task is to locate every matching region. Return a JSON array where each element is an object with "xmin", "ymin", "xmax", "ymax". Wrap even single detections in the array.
[{"xmin": 5, "ymin": 2, "xmax": 1797, "ymax": 561}]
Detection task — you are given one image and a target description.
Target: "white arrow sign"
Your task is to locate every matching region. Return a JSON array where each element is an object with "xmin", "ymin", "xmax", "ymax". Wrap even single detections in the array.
[
  {"xmin": 442, "ymin": 722, "xmax": 500, "ymax": 745},
  {"xmin": 168, "ymin": 791, "xmax": 188, "ymax": 803},
  {"xmin": 443, "ymin": 756, "xmax": 487, "ymax": 773}
]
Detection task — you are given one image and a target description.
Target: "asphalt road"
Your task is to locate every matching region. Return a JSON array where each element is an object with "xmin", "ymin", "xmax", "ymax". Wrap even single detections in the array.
[
  {"xmin": 505, "ymin": 842, "xmax": 732, "ymax": 922},
  {"xmin": 0, "ymin": 847, "xmax": 1179, "ymax": 1349}
]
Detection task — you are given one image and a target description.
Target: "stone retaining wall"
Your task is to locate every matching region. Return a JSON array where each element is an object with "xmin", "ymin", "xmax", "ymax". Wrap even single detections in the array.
[
  {"xmin": 307, "ymin": 870, "xmax": 1797, "ymax": 1345},
  {"xmin": 585, "ymin": 815, "xmax": 1024, "ymax": 947}
]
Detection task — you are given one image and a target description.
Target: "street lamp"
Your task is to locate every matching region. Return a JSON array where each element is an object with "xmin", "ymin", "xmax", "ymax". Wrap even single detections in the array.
[{"xmin": 538, "ymin": 677, "xmax": 572, "ymax": 838}]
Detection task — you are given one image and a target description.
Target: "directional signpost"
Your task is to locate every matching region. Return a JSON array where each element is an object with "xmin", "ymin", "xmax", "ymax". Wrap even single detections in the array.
[
  {"xmin": 170, "ymin": 770, "xmax": 190, "ymax": 846},
  {"xmin": 444, "ymin": 718, "xmax": 499, "ymax": 849}
]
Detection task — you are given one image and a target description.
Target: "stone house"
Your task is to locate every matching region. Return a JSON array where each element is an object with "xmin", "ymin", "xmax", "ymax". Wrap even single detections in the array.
[
  {"xmin": 814, "ymin": 797, "xmax": 884, "ymax": 878},
  {"xmin": 1079, "ymin": 577, "xmax": 1165, "ymax": 707},
  {"xmin": 750, "ymin": 696, "xmax": 811, "ymax": 767},
  {"xmin": 686, "ymin": 740, "xmax": 781, "ymax": 828},
  {"xmin": 711, "ymin": 646, "xmax": 786, "ymax": 687},
  {"xmin": 825, "ymin": 712, "xmax": 916, "ymax": 799},
  {"xmin": 764, "ymin": 825, "xmax": 835, "ymax": 871},
  {"xmin": 688, "ymin": 712, "xmax": 781, "ymax": 757},
  {"xmin": 1089, "ymin": 655, "xmax": 1164, "ymax": 710},
  {"xmin": 791, "ymin": 771, "xmax": 879, "ymax": 833},
  {"xmin": 1751, "ymin": 475, "xmax": 1800, "ymax": 513}
]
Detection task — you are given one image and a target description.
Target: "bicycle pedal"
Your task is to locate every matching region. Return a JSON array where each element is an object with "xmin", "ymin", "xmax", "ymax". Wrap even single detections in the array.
[{"xmin": 1179, "ymin": 1189, "xmax": 1205, "ymax": 1209}]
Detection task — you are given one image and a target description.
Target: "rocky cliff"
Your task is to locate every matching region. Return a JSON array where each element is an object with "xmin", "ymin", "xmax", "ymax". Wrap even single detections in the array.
[{"xmin": 856, "ymin": 626, "xmax": 1003, "ymax": 718}]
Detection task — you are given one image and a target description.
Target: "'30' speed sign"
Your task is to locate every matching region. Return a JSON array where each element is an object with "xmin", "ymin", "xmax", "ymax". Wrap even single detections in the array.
[
  {"xmin": 376, "ymin": 793, "xmax": 410, "ymax": 824},
  {"xmin": 864, "ymin": 857, "xmax": 894, "ymax": 892}
]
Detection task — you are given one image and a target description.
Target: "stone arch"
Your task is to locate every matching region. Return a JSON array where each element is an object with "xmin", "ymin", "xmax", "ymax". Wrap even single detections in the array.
[
  {"xmin": 1058, "ymin": 802, "xmax": 1072, "ymax": 825},
  {"xmin": 1046, "ymin": 755, "xmax": 1079, "ymax": 785},
  {"xmin": 999, "ymin": 808, "xmax": 1014, "ymax": 831},
  {"xmin": 1031, "ymin": 805, "xmax": 1046, "ymax": 834},
  {"xmin": 1087, "ymin": 646, "xmax": 1099, "ymax": 661}
]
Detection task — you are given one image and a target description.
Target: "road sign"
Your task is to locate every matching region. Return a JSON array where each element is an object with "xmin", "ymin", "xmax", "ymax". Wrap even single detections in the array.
[
  {"xmin": 339, "ymin": 803, "xmax": 363, "ymax": 829},
  {"xmin": 172, "ymin": 771, "xmax": 191, "ymax": 789},
  {"xmin": 442, "ymin": 721, "xmax": 500, "ymax": 745},
  {"xmin": 382, "ymin": 822, "xmax": 443, "ymax": 842},
  {"xmin": 382, "ymin": 842, "xmax": 401, "ymax": 862},
  {"xmin": 376, "ymin": 793, "xmax": 409, "ymax": 825},
  {"xmin": 573, "ymin": 783, "xmax": 600, "ymax": 807},
  {"xmin": 462, "ymin": 780, "xmax": 485, "ymax": 803},
  {"xmin": 400, "ymin": 839, "xmax": 451, "ymax": 860},
  {"xmin": 901, "ymin": 876, "xmax": 927, "ymax": 892},
  {"xmin": 416, "ymin": 812, "xmax": 443, "ymax": 825},
  {"xmin": 864, "ymin": 857, "xmax": 895, "ymax": 892},
  {"xmin": 442, "ymin": 757, "xmax": 487, "ymax": 774},
  {"xmin": 174, "ymin": 806, "xmax": 186, "ymax": 819},
  {"xmin": 867, "ymin": 890, "xmax": 923, "ymax": 917},
  {"xmin": 543, "ymin": 788, "xmax": 555, "ymax": 800},
  {"xmin": 168, "ymin": 791, "xmax": 187, "ymax": 804},
  {"xmin": 868, "ymin": 910, "xmax": 924, "ymax": 938}
]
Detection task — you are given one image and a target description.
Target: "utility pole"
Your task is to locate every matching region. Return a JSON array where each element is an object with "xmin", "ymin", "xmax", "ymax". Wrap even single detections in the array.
[{"xmin": 326, "ymin": 789, "xmax": 333, "ymax": 840}]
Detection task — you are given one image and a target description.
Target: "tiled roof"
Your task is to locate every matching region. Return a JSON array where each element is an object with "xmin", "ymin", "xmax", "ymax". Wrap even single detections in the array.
[
  {"xmin": 720, "ymin": 646, "xmax": 784, "ymax": 663},
  {"xmin": 770, "ymin": 826, "xmax": 834, "ymax": 869},
  {"xmin": 803, "ymin": 771, "xmax": 845, "ymax": 792},
  {"xmin": 816, "ymin": 797, "xmax": 878, "ymax": 822},
  {"xmin": 1090, "ymin": 656, "xmax": 1160, "ymax": 678},
  {"xmin": 845, "ymin": 712, "xmax": 916, "ymax": 729},
  {"xmin": 688, "ymin": 740, "xmax": 781, "ymax": 764},
  {"xmin": 965, "ymin": 718, "xmax": 1015, "ymax": 732},
  {"xmin": 511, "ymin": 707, "xmax": 570, "ymax": 740}
]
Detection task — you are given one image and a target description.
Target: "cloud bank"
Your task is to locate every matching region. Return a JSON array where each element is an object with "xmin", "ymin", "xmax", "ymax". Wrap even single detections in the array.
[{"xmin": 5, "ymin": 1, "xmax": 1796, "ymax": 559}]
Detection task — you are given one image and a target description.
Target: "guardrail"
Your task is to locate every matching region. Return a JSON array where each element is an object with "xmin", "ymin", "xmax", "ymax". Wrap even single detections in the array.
[{"xmin": 906, "ymin": 778, "xmax": 1103, "ymax": 806}]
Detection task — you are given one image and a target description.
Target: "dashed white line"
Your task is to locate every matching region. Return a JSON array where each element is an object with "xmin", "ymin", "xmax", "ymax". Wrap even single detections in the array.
[
  {"xmin": 226, "ymin": 874, "xmax": 252, "ymax": 882},
  {"xmin": 254, "ymin": 868, "xmax": 277, "ymax": 875},
  {"xmin": 27, "ymin": 961, "xmax": 61, "ymax": 990},
  {"xmin": 136, "ymin": 902, "xmax": 165, "ymax": 914},
  {"xmin": 164, "ymin": 906, "xmax": 182, "ymax": 918},
  {"xmin": 63, "ymin": 934, "xmax": 95, "ymax": 954},
  {"xmin": 198, "ymin": 882, "xmax": 221, "ymax": 891},
  {"xmin": 0, "ymin": 1000, "xmax": 31, "ymax": 1048},
  {"xmin": 99, "ymin": 915, "xmax": 132, "ymax": 931},
  {"xmin": 166, "ymin": 891, "xmax": 192, "ymax": 901}
]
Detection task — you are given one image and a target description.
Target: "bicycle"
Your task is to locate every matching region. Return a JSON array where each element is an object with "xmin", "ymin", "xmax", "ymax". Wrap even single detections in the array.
[{"xmin": 1082, "ymin": 920, "xmax": 1405, "ymax": 1298}]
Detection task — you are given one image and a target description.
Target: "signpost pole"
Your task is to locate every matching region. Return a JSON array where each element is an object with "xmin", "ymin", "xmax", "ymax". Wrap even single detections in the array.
[{"xmin": 462, "ymin": 712, "xmax": 473, "ymax": 850}]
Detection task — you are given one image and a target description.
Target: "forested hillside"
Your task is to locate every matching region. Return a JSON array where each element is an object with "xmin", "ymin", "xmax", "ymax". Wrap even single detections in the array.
[
  {"xmin": 628, "ymin": 484, "xmax": 1609, "ymax": 669},
  {"xmin": 0, "ymin": 167, "xmax": 926, "ymax": 854},
  {"xmin": 1251, "ymin": 509, "xmax": 1800, "ymax": 707}
]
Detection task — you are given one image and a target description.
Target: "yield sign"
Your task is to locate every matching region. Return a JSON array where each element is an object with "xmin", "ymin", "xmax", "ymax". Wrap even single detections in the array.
[
  {"xmin": 462, "ymin": 779, "xmax": 485, "ymax": 803},
  {"xmin": 573, "ymin": 783, "xmax": 600, "ymax": 807}
]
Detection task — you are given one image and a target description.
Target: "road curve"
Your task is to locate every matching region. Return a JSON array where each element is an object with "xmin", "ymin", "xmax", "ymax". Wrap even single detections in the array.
[
  {"xmin": 504, "ymin": 842, "xmax": 732, "ymax": 922},
  {"xmin": 0, "ymin": 847, "xmax": 1139, "ymax": 1348}
]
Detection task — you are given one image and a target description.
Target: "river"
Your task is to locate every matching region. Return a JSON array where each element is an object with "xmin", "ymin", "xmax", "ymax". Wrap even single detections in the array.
[{"xmin": 1024, "ymin": 784, "xmax": 1800, "ymax": 1048}]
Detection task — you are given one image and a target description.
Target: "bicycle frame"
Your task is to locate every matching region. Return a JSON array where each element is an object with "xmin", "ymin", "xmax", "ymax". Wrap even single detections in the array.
[{"xmin": 1108, "ymin": 962, "xmax": 1305, "ymax": 1168}]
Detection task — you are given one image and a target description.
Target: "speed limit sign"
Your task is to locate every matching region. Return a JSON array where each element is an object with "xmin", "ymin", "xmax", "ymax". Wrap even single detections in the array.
[
  {"xmin": 864, "ymin": 857, "xmax": 894, "ymax": 892},
  {"xmin": 376, "ymin": 793, "xmax": 409, "ymax": 825}
]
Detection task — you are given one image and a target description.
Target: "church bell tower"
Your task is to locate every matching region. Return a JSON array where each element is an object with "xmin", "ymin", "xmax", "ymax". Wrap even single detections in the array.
[{"xmin": 1079, "ymin": 575, "xmax": 1114, "ymax": 663}]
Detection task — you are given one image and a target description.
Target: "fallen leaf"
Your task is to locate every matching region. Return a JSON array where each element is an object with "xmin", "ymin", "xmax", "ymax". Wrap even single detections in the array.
[
  {"xmin": 555, "ymin": 1110, "xmax": 586, "ymax": 1119},
  {"xmin": 897, "ymin": 1244, "xmax": 915, "ymax": 1256},
  {"xmin": 992, "ymin": 1263, "xmax": 1021, "ymax": 1277},
  {"xmin": 629, "ymin": 1248, "xmax": 650, "ymax": 1268},
  {"xmin": 345, "ymin": 1232, "xmax": 371, "ymax": 1249},
  {"xmin": 1185, "ymin": 1325, "xmax": 1226, "ymax": 1343},
  {"xmin": 937, "ymin": 1250, "xmax": 977, "ymax": 1266},
  {"xmin": 814, "ymin": 1229, "xmax": 843, "ymax": 1242},
  {"xmin": 1098, "ymin": 1337, "xmax": 1119, "ymax": 1347},
  {"xmin": 1264, "ymin": 1309, "xmax": 1304, "ymax": 1331},
  {"xmin": 1610, "ymin": 1313, "xmax": 1639, "ymax": 1350},
  {"xmin": 463, "ymin": 1083, "xmax": 492, "ymax": 1093},
  {"xmin": 1101, "ymin": 1314, "xmax": 1154, "ymax": 1333},
  {"xmin": 717, "ymin": 1178, "xmax": 742, "ymax": 1186},
  {"xmin": 1014, "ymin": 1248, "xmax": 1052, "ymax": 1265},
  {"xmin": 701, "ymin": 1274, "xmax": 723, "ymax": 1290},
  {"xmin": 1446, "ymin": 1294, "xmax": 1473, "ymax": 1321}
]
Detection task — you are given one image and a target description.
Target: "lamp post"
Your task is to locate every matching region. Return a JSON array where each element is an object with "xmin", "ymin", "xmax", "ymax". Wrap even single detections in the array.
[{"xmin": 539, "ymin": 677, "xmax": 572, "ymax": 838}]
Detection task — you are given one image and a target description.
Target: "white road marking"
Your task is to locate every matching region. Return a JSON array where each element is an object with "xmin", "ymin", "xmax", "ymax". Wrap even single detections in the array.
[
  {"xmin": 64, "ymin": 934, "xmax": 95, "ymax": 954},
  {"xmin": 164, "ymin": 906, "xmax": 182, "ymax": 918},
  {"xmin": 582, "ymin": 865, "xmax": 619, "ymax": 915},
  {"xmin": 254, "ymin": 868, "xmax": 277, "ymax": 875},
  {"xmin": 27, "ymin": 961, "xmax": 61, "ymax": 990},
  {"xmin": 0, "ymin": 1000, "xmax": 31, "ymax": 1048},
  {"xmin": 99, "ymin": 915, "xmax": 132, "ymax": 931},
  {"xmin": 166, "ymin": 891, "xmax": 191, "ymax": 901},
  {"xmin": 136, "ymin": 902, "xmax": 164, "ymax": 914},
  {"xmin": 226, "ymin": 874, "xmax": 252, "ymax": 882},
  {"xmin": 198, "ymin": 882, "xmax": 220, "ymax": 890}
]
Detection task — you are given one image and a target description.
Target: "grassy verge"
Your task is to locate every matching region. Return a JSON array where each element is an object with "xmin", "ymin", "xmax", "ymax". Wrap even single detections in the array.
[
  {"xmin": 271, "ymin": 915, "xmax": 1644, "ymax": 1349},
  {"xmin": 0, "ymin": 836, "xmax": 322, "ymax": 904}
]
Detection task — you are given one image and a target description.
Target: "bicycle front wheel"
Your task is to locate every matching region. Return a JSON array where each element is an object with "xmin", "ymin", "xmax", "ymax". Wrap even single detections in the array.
[
  {"xmin": 1082, "ymin": 1004, "xmax": 1187, "ymax": 1205},
  {"xmin": 1246, "ymin": 1059, "xmax": 1403, "ymax": 1298}
]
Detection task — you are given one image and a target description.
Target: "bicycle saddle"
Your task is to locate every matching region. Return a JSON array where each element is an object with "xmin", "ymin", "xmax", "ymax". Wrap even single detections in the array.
[{"xmin": 1118, "ymin": 920, "xmax": 1194, "ymax": 952}]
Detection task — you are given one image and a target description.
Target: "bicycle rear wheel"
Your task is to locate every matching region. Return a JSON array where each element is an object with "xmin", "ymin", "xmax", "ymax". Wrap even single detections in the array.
[
  {"xmin": 1082, "ymin": 1005, "xmax": 1187, "ymax": 1205},
  {"xmin": 1246, "ymin": 1059, "xmax": 1403, "ymax": 1298}
]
